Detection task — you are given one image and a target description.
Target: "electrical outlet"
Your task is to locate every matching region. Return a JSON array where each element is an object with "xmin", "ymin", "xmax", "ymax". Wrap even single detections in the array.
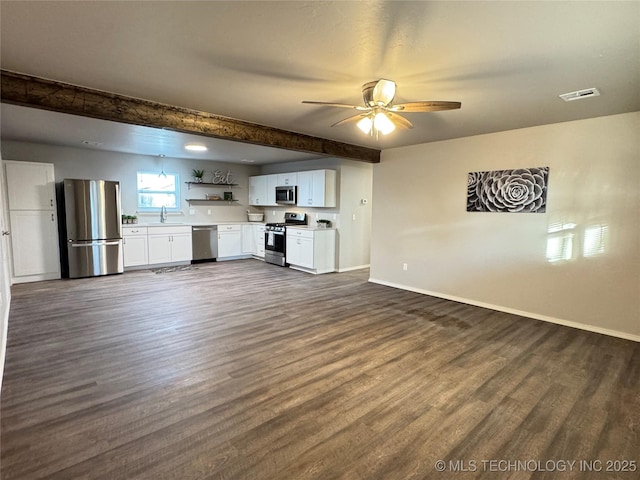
[
  {"xmin": 207, "ymin": 209, "xmax": 211, "ymax": 215},
  {"xmin": 352, "ymin": 214, "xmax": 356, "ymax": 220},
  {"xmin": 189, "ymin": 209, "xmax": 195, "ymax": 215},
  {"xmin": 403, "ymin": 263, "xmax": 408, "ymax": 271}
]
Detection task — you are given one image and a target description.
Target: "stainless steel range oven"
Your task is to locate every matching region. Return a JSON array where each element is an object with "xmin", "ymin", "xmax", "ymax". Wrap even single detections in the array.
[{"xmin": 264, "ymin": 212, "xmax": 307, "ymax": 266}]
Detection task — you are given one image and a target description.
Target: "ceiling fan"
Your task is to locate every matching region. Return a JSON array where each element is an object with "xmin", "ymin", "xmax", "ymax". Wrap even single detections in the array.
[{"xmin": 302, "ymin": 79, "xmax": 461, "ymax": 136}]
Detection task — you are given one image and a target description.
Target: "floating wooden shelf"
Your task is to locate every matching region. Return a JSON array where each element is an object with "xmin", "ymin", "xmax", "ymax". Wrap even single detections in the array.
[
  {"xmin": 186, "ymin": 198, "xmax": 238, "ymax": 204},
  {"xmin": 185, "ymin": 182, "xmax": 238, "ymax": 189}
]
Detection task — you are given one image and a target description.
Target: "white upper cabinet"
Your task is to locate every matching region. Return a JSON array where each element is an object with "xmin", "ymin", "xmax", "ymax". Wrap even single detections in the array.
[
  {"xmin": 249, "ymin": 175, "xmax": 267, "ymax": 206},
  {"xmin": 249, "ymin": 174, "xmax": 278, "ymax": 206},
  {"xmin": 266, "ymin": 174, "xmax": 278, "ymax": 205},
  {"xmin": 251, "ymin": 169, "xmax": 336, "ymax": 207},
  {"xmin": 296, "ymin": 170, "xmax": 336, "ymax": 207},
  {"xmin": 277, "ymin": 172, "xmax": 297, "ymax": 186},
  {"xmin": 5, "ymin": 161, "xmax": 55, "ymax": 210}
]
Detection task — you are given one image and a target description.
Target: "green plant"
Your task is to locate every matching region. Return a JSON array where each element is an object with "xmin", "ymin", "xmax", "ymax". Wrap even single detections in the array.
[{"xmin": 192, "ymin": 169, "xmax": 205, "ymax": 179}]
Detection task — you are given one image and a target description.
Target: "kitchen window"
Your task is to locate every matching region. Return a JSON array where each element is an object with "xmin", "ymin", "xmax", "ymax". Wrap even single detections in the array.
[{"xmin": 137, "ymin": 171, "xmax": 180, "ymax": 211}]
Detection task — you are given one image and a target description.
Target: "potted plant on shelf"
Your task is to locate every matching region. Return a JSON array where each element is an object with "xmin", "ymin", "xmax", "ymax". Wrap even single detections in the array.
[{"xmin": 192, "ymin": 169, "xmax": 205, "ymax": 183}]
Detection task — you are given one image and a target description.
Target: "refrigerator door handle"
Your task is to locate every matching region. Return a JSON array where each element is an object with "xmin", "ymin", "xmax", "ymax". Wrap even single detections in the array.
[{"xmin": 70, "ymin": 241, "xmax": 122, "ymax": 247}]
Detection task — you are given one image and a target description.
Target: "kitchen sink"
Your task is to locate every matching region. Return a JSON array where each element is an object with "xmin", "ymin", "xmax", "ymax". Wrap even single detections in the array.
[{"xmin": 144, "ymin": 222, "xmax": 186, "ymax": 225}]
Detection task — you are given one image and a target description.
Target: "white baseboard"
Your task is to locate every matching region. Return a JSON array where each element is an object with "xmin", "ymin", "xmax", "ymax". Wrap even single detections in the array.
[
  {"xmin": 338, "ymin": 264, "xmax": 370, "ymax": 273},
  {"xmin": 12, "ymin": 272, "xmax": 61, "ymax": 284},
  {"xmin": 368, "ymin": 277, "xmax": 640, "ymax": 342}
]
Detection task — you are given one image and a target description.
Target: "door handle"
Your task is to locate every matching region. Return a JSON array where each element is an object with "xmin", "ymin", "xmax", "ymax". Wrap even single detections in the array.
[
  {"xmin": 1, "ymin": 231, "xmax": 9, "ymax": 236},
  {"xmin": 71, "ymin": 241, "xmax": 121, "ymax": 247}
]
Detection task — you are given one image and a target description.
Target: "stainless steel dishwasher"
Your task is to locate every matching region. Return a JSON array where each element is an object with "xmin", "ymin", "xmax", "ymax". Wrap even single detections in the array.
[{"xmin": 191, "ymin": 225, "xmax": 218, "ymax": 262}]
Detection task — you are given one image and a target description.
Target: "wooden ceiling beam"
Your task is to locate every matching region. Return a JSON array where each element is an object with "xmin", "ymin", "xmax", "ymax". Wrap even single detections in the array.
[{"xmin": 0, "ymin": 70, "xmax": 380, "ymax": 163}]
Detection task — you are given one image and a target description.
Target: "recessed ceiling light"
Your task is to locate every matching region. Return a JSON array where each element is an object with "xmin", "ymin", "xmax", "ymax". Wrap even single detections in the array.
[
  {"xmin": 241, "ymin": 159, "xmax": 255, "ymax": 163},
  {"xmin": 559, "ymin": 87, "xmax": 600, "ymax": 102},
  {"xmin": 185, "ymin": 144, "xmax": 208, "ymax": 152}
]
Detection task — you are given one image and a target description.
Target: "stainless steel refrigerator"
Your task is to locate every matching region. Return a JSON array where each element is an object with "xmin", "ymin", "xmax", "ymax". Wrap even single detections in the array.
[{"xmin": 63, "ymin": 179, "xmax": 123, "ymax": 278}]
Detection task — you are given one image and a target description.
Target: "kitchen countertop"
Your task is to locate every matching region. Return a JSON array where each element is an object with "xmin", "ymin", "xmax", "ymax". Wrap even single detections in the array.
[
  {"xmin": 123, "ymin": 222, "xmax": 336, "ymax": 230},
  {"xmin": 123, "ymin": 221, "xmax": 266, "ymax": 227},
  {"xmin": 286, "ymin": 225, "xmax": 336, "ymax": 231}
]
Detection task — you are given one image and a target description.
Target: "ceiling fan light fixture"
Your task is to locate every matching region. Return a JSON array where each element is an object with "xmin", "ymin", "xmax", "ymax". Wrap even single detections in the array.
[
  {"xmin": 357, "ymin": 116, "xmax": 373, "ymax": 134},
  {"xmin": 372, "ymin": 79, "xmax": 397, "ymax": 106},
  {"xmin": 373, "ymin": 112, "xmax": 395, "ymax": 135}
]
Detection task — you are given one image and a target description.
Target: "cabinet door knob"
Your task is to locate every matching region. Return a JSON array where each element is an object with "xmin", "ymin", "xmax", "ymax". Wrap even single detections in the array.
[
  {"xmin": 2, "ymin": 231, "xmax": 9, "ymax": 236},
  {"xmin": 50, "ymin": 199, "xmax": 54, "ymax": 207}
]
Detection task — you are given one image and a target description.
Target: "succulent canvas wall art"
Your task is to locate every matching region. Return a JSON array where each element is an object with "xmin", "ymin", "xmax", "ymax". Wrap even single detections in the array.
[{"xmin": 467, "ymin": 167, "xmax": 549, "ymax": 213}]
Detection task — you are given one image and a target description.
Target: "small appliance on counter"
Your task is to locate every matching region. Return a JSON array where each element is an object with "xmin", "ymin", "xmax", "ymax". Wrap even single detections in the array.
[{"xmin": 264, "ymin": 212, "xmax": 306, "ymax": 266}]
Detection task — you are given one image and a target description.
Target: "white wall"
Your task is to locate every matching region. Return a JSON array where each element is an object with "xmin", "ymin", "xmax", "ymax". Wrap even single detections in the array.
[
  {"xmin": 370, "ymin": 112, "xmax": 640, "ymax": 340},
  {"xmin": 1, "ymin": 141, "xmax": 260, "ymax": 223},
  {"xmin": 260, "ymin": 157, "xmax": 373, "ymax": 271}
]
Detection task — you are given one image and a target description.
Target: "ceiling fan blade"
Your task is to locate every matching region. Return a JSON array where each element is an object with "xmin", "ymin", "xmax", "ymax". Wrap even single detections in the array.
[
  {"xmin": 386, "ymin": 112, "xmax": 413, "ymax": 130},
  {"xmin": 301, "ymin": 101, "xmax": 370, "ymax": 111},
  {"xmin": 330, "ymin": 114, "xmax": 368, "ymax": 127},
  {"xmin": 372, "ymin": 79, "xmax": 396, "ymax": 106},
  {"xmin": 389, "ymin": 101, "xmax": 461, "ymax": 112}
]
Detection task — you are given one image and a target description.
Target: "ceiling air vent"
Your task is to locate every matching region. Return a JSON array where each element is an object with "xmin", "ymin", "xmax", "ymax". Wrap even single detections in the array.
[{"xmin": 559, "ymin": 88, "xmax": 600, "ymax": 102}]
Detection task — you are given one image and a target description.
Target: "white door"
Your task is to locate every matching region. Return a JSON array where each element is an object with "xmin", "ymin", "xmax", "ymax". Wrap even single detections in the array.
[
  {"xmin": 0, "ymin": 159, "xmax": 12, "ymax": 388},
  {"xmin": 9, "ymin": 210, "xmax": 60, "ymax": 279},
  {"xmin": 5, "ymin": 161, "xmax": 55, "ymax": 210}
]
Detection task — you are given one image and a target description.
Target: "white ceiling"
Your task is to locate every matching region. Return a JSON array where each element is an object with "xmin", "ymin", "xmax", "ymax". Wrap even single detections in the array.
[{"xmin": 1, "ymin": 1, "xmax": 639, "ymax": 163}]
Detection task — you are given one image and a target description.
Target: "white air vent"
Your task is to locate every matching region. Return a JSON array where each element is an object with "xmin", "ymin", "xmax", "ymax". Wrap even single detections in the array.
[{"xmin": 559, "ymin": 88, "xmax": 600, "ymax": 102}]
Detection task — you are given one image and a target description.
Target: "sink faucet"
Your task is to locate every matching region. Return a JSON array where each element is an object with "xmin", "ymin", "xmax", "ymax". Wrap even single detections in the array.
[{"xmin": 160, "ymin": 205, "xmax": 167, "ymax": 223}]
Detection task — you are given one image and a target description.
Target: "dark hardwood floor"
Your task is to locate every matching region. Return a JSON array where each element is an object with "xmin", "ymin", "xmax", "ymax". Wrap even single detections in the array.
[{"xmin": 1, "ymin": 260, "xmax": 638, "ymax": 479}]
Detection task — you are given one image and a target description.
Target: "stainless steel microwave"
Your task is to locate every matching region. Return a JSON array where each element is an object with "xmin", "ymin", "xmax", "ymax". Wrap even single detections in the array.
[{"xmin": 275, "ymin": 185, "xmax": 297, "ymax": 205}]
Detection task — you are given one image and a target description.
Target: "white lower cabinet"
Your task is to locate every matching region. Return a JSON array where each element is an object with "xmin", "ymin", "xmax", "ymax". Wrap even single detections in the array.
[
  {"xmin": 123, "ymin": 226, "xmax": 148, "ymax": 267},
  {"xmin": 254, "ymin": 225, "xmax": 266, "ymax": 258},
  {"xmin": 147, "ymin": 226, "xmax": 192, "ymax": 264},
  {"xmin": 242, "ymin": 225, "xmax": 255, "ymax": 254},
  {"xmin": 286, "ymin": 228, "xmax": 336, "ymax": 274},
  {"xmin": 241, "ymin": 224, "xmax": 266, "ymax": 258},
  {"xmin": 218, "ymin": 224, "xmax": 243, "ymax": 259}
]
